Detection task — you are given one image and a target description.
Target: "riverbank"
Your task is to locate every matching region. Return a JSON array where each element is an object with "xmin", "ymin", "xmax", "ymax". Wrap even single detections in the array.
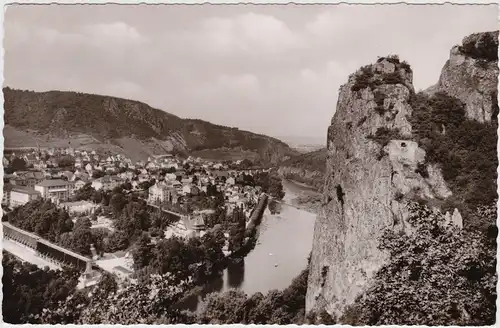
[
  {"xmin": 176, "ymin": 182, "xmax": 316, "ymax": 312},
  {"xmin": 230, "ymin": 193, "xmax": 269, "ymax": 257},
  {"xmin": 175, "ymin": 193, "xmax": 269, "ymax": 309},
  {"xmin": 282, "ymin": 179, "xmax": 322, "ymax": 215}
]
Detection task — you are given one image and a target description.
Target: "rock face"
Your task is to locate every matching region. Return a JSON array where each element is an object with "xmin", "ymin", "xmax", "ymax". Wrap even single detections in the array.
[
  {"xmin": 305, "ymin": 57, "xmax": 454, "ymax": 318},
  {"xmin": 306, "ymin": 31, "xmax": 498, "ymax": 319},
  {"xmin": 435, "ymin": 31, "xmax": 499, "ymax": 123}
]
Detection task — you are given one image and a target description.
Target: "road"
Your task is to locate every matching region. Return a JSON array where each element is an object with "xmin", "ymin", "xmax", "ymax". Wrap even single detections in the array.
[{"xmin": 3, "ymin": 239, "xmax": 61, "ymax": 270}]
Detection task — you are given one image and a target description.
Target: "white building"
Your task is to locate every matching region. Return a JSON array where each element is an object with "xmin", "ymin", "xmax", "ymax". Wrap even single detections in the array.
[
  {"xmin": 148, "ymin": 182, "xmax": 178, "ymax": 204},
  {"xmin": 60, "ymin": 200, "xmax": 96, "ymax": 215},
  {"xmin": 35, "ymin": 179, "xmax": 74, "ymax": 203},
  {"xmin": 9, "ymin": 186, "xmax": 41, "ymax": 208},
  {"xmin": 91, "ymin": 176, "xmax": 121, "ymax": 191}
]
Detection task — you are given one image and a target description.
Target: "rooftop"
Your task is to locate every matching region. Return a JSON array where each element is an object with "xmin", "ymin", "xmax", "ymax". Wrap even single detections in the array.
[
  {"xmin": 113, "ymin": 265, "xmax": 133, "ymax": 275},
  {"xmin": 36, "ymin": 179, "xmax": 72, "ymax": 187},
  {"xmin": 11, "ymin": 185, "xmax": 41, "ymax": 195},
  {"xmin": 60, "ymin": 200, "xmax": 94, "ymax": 207}
]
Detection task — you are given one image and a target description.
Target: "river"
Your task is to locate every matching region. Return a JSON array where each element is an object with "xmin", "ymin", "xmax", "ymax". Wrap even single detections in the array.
[{"xmin": 180, "ymin": 179, "xmax": 317, "ymax": 312}]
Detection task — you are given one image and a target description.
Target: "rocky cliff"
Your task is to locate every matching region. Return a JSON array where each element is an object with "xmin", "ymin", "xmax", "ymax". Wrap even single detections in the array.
[
  {"xmin": 434, "ymin": 31, "xmax": 499, "ymax": 123},
  {"xmin": 306, "ymin": 31, "xmax": 498, "ymax": 319}
]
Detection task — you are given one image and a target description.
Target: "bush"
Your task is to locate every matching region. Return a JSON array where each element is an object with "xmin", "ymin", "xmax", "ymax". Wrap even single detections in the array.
[
  {"xmin": 400, "ymin": 60, "xmax": 412, "ymax": 73},
  {"xmin": 409, "ymin": 91, "xmax": 498, "ymax": 229},
  {"xmin": 415, "ymin": 163, "xmax": 429, "ymax": 178},
  {"xmin": 198, "ymin": 262, "xmax": 310, "ymax": 324},
  {"xmin": 373, "ymin": 91, "xmax": 386, "ymax": 115},
  {"xmin": 351, "ymin": 66, "xmax": 375, "ymax": 92},
  {"xmin": 381, "ymin": 71, "xmax": 404, "ymax": 85},
  {"xmin": 459, "ymin": 31, "xmax": 498, "ymax": 62},
  {"xmin": 339, "ymin": 202, "xmax": 497, "ymax": 325},
  {"xmin": 367, "ymin": 127, "xmax": 405, "ymax": 148}
]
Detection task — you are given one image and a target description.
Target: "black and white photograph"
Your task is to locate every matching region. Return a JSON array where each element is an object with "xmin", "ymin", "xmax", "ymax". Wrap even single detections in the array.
[{"xmin": 1, "ymin": 2, "xmax": 498, "ymax": 325}]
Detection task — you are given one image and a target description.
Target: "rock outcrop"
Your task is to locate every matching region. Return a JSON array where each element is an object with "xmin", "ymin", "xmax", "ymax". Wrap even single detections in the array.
[
  {"xmin": 306, "ymin": 31, "xmax": 498, "ymax": 320},
  {"xmin": 434, "ymin": 31, "xmax": 499, "ymax": 122}
]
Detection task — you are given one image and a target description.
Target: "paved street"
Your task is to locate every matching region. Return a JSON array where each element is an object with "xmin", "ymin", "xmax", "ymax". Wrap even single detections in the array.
[{"xmin": 3, "ymin": 239, "xmax": 61, "ymax": 270}]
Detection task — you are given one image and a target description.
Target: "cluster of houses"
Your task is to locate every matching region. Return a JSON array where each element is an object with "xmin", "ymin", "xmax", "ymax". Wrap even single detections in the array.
[
  {"xmin": 3, "ymin": 147, "xmax": 273, "ymax": 281},
  {"xmin": 3, "ymin": 147, "xmax": 268, "ymax": 218},
  {"xmin": 147, "ymin": 167, "xmax": 264, "ymax": 215}
]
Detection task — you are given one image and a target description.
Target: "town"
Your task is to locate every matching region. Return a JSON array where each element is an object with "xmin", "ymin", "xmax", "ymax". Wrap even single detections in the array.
[{"xmin": 2, "ymin": 145, "xmax": 283, "ymax": 289}]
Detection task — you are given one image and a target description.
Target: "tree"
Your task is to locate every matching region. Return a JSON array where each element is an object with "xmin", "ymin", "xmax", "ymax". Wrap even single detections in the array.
[
  {"xmin": 105, "ymin": 230, "xmax": 130, "ymax": 252},
  {"xmin": 57, "ymin": 156, "xmax": 75, "ymax": 168},
  {"xmin": 70, "ymin": 218, "xmax": 93, "ymax": 255},
  {"xmin": 41, "ymin": 273, "xmax": 194, "ymax": 324},
  {"xmin": 9, "ymin": 157, "xmax": 27, "ymax": 171},
  {"xmin": 6, "ymin": 199, "xmax": 73, "ymax": 244},
  {"xmin": 138, "ymin": 180, "xmax": 155, "ymax": 190},
  {"xmin": 341, "ymin": 202, "xmax": 497, "ymax": 326},
  {"xmin": 200, "ymin": 290, "xmax": 248, "ymax": 324},
  {"xmin": 92, "ymin": 170, "xmax": 105, "ymax": 179},
  {"xmin": 122, "ymin": 181, "xmax": 133, "ymax": 191},
  {"xmin": 132, "ymin": 233, "xmax": 153, "ymax": 270},
  {"xmin": 91, "ymin": 190, "xmax": 103, "ymax": 204},
  {"xmin": 240, "ymin": 159, "xmax": 253, "ymax": 169},
  {"xmin": 72, "ymin": 183, "xmax": 96, "ymax": 201},
  {"xmin": 253, "ymin": 172, "xmax": 285, "ymax": 200},
  {"xmin": 109, "ymin": 193, "xmax": 127, "ymax": 217},
  {"xmin": 198, "ymin": 262, "xmax": 311, "ymax": 324},
  {"xmin": 95, "ymin": 272, "xmax": 118, "ymax": 299},
  {"xmin": 2, "ymin": 253, "xmax": 80, "ymax": 324}
]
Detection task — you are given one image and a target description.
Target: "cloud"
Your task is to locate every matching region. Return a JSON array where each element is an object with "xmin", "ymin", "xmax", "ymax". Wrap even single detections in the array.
[
  {"xmin": 4, "ymin": 4, "xmax": 498, "ymax": 139},
  {"xmin": 200, "ymin": 12, "xmax": 303, "ymax": 55},
  {"xmin": 81, "ymin": 21, "xmax": 145, "ymax": 44}
]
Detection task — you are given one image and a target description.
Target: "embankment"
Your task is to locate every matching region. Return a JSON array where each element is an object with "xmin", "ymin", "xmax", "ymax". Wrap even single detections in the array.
[{"xmin": 230, "ymin": 193, "xmax": 269, "ymax": 259}]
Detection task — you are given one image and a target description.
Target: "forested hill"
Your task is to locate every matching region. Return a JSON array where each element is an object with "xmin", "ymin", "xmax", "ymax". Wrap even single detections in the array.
[
  {"xmin": 276, "ymin": 148, "xmax": 327, "ymax": 191},
  {"xmin": 3, "ymin": 88, "xmax": 297, "ymax": 163}
]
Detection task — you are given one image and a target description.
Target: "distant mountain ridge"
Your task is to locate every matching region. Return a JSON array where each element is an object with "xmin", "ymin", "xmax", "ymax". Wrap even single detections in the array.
[
  {"xmin": 3, "ymin": 88, "xmax": 297, "ymax": 163},
  {"xmin": 275, "ymin": 135, "xmax": 325, "ymax": 153}
]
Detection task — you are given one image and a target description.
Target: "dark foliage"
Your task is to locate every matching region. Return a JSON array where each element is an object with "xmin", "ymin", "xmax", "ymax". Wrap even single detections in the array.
[
  {"xmin": 134, "ymin": 228, "xmax": 226, "ymax": 285},
  {"xmin": 381, "ymin": 71, "xmax": 405, "ymax": 85},
  {"xmin": 351, "ymin": 56, "xmax": 409, "ymax": 92},
  {"xmin": 415, "ymin": 163, "xmax": 429, "ymax": 178},
  {"xmin": 199, "ymin": 260, "xmax": 310, "ymax": 324},
  {"xmin": 6, "ymin": 199, "xmax": 74, "ymax": 244},
  {"xmin": 409, "ymin": 91, "xmax": 498, "ymax": 229},
  {"xmin": 340, "ymin": 203, "xmax": 497, "ymax": 325},
  {"xmin": 71, "ymin": 183, "xmax": 97, "ymax": 201},
  {"xmin": 351, "ymin": 66, "xmax": 375, "ymax": 92},
  {"xmin": 40, "ymin": 271, "xmax": 194, "ymax": 324},
  {"xmin": 253, "ymin": 171, "xmax": 285, "ymax": 200},
  {"xmin": 367, "ymin": 127, "xmax": 405, "ymax": 149},
  {"xmin": 57, "ymin": 156, "xmax": 75, "ymax": 169},
  {"xmin": 458, "ymin": 31, "xmax": 499, "ymax": 61},
  {"xmin": 5, "ymin": 157, "xmax": 27, "ymax": 173},
  {"xmin": 2, "ymin": 252, "xmax": 80, "ymax": 323},
  {"xmin": 373, "ymin": 90, "xmax": 386, "ymax": 115}
]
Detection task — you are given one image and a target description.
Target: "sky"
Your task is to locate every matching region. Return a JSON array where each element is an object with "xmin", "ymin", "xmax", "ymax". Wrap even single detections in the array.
[{"xmin": 4, "ymin": 4, "xmax": 498, "ymax": 141}]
